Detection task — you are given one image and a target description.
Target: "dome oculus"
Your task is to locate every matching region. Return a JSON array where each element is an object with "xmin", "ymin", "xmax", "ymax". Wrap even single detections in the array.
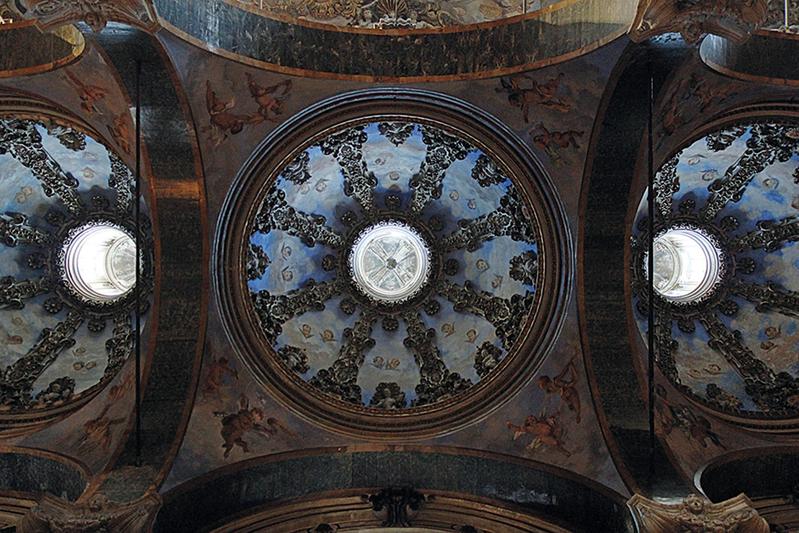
[
  {"xmin": 61, "ymin": 222, "xmax": 137, "ymax": 302},
  {"xmin": 645, "ymin": 226, "xmax": 724, "ymax": 304},
  {"xmin": 348, "ymin": 221, "xmax": 431, "ymax": 304}
]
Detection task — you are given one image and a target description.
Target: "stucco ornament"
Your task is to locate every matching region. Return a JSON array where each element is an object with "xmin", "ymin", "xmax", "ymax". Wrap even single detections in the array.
[
  {"xmin": 7, "ymin": 0, "xmax": 158, "ymax": 32},
  {"xmin": 16, "ymin": 491, "xmax": 161, "ymax": 533},
  {"xmin": 628, "ymin": 493, "xmax": 769, "ymax": 532},
  {"xmin": 630, "ymin": 0, "xmax": 769, "ymax": 44}
]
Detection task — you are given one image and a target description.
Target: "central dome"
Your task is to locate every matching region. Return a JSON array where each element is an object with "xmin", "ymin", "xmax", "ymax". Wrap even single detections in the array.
[
  {"xmin": 349, "ymin": 221, "xmax": 431, "ymax": 304},
  {"xmin": 218, "ymin": 90, "xmax": 569, "ymax": 437}
]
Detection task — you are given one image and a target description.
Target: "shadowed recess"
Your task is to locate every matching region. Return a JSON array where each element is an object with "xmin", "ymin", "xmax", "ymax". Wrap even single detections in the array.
[{"xmin": 155, "ymin": 450, "xmax": 633, "ymax": 533}]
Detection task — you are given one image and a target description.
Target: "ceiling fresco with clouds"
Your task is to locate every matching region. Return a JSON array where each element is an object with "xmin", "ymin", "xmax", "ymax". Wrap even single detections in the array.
[
  {"xmin": 632, "ymin": 121, "xmax": 799, "ymax": 422},
  {"xmin": 0, "ymin": 116, "xmax": 150, "ymax": 423},
  {"xmin": 247, "ymin": 120, "xmax": 540, "ymax": 410}
]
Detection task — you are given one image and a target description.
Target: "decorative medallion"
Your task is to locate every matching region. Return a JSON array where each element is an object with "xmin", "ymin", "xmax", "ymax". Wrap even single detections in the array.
[
  {"xmin": 0, "ymin": 114, "xmax": 152, "ymax": 434},
  {"xmin": 217, "ymin": 90, "xmax": 568, "ymax": 438},
  {"xmin": 627, "ymin": 493, "xmax": 769, "ymax": 533},
  {"xmin": 631, "ymin": 120, "xmax": 799, "ymax": 431}
]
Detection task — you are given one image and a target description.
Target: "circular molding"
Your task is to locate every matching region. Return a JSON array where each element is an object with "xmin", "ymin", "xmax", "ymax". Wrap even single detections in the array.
[
  {"xmin": 629, "ymin": 108, "xmax": 799, "ymax": 432},
  {"xmin": 215, "ymin": 88, "xmax": 571, "ymax": 439},
  {"xmin": 0, "ymin": 98, "xmax": 152, "ymax": 436}
]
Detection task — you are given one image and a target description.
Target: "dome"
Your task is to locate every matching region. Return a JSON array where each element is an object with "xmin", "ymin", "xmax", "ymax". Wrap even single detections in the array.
[
  {"xmin": 632, "ymin": 120, "xmax": 799, "ymax": 427},
  {"xmin": 217, "ymin": 90, "xmax": 569, "ymax": 438},
  {"xmin": 0, "ymin": 114, "xmax": 152, "ymax": 430}
]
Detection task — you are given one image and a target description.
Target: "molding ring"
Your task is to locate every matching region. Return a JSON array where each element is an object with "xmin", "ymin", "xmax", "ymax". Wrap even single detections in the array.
[
  {"xmin": 214, "ymin": 88, "xmax": 572, "ymax": 440},
  {"xmin": 627, "ymin": 105, "xmax": 799, "ymax": 433}
]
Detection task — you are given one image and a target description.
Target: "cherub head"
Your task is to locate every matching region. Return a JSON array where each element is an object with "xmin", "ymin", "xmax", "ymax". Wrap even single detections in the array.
[
  {"xmin": 683, "ymin": 494, "xmax": 706, "ymax": 514},
  {"xmin": 87, "ymin": 494, "xmax": 110, "ymax": 513}
]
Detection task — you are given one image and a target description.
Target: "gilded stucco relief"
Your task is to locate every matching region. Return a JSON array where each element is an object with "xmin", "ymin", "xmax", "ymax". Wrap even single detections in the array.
[{"xmin": 229, "ymin": 0, "xmax": 550, "ymax": 29}]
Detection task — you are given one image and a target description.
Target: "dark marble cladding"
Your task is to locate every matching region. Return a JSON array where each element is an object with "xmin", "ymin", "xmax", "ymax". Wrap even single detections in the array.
[
  {"xmin": 701, "ymin": 452, "xmax": 799, "ymax": 502},
  {"xmin": 155, "ymin": 451, "xmax": 633, "ymax": 533},
  {"xmin": 0, "ymin": 452, "xmax": 86, "ymax": 501},
  {"xmin": 701, "ymin": 33, "xmax": 799, "ymax": 83},
  {"xmin": 93, "ymin": 25, "xmax": 204, "ymax": 493},
  {"xmin": 581, "ymin": 40, "xmax": 688, "ymax": 495},
  {"xmin": 155, "ymin": 0, "xmax": 623, "ymax": 78}
]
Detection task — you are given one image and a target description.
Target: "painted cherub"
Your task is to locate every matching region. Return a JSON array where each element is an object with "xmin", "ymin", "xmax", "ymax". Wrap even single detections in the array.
[
  {"xmin": 107, "ymin": 113, "xmax": 132, "ymax": 154},
  {"xmin": 215, "ymin": 394, "xmax": 294, "ymax": 458},
  {"xmin": 537, "ymin": 358, "xmax": 582, "ymax": 423},
  {"xmin": 107, "ymin": 371, "xmax": 134, "ymax": 403},
  {"xmin": 202, "ymin": 354, "xmax": 239, "ymax": 398},
  {"xmin": 64, "ymin": 69, "xmax": 107, "ymax": 114},
  {"xmin": 686, "ymin": 412, "xmax": 725, "ymax": 449},
  {"xmin": 205, "ymin": 81, "xmax": 262, "ymax": 144},
  {"xmin": 245, "ymin": 73, "xmax": 292, "ymax": 121},
  {"xmin": 497, "ymin": 73, "xmax": 571, "ymax": 123},
  {"xmin": 532, "ymin": 124, "xmax": 584, "ymax": 151},
  {"xmin": 507, "ymin": 412, "xmax": 571, "ymax": 457},
  {"xmin": 77, "ymin": 404, "xmax": 126, "ymax": 454},
  {"xmin": 655, "ymin": 385, "xmax": 725, "ymax": 449}
]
